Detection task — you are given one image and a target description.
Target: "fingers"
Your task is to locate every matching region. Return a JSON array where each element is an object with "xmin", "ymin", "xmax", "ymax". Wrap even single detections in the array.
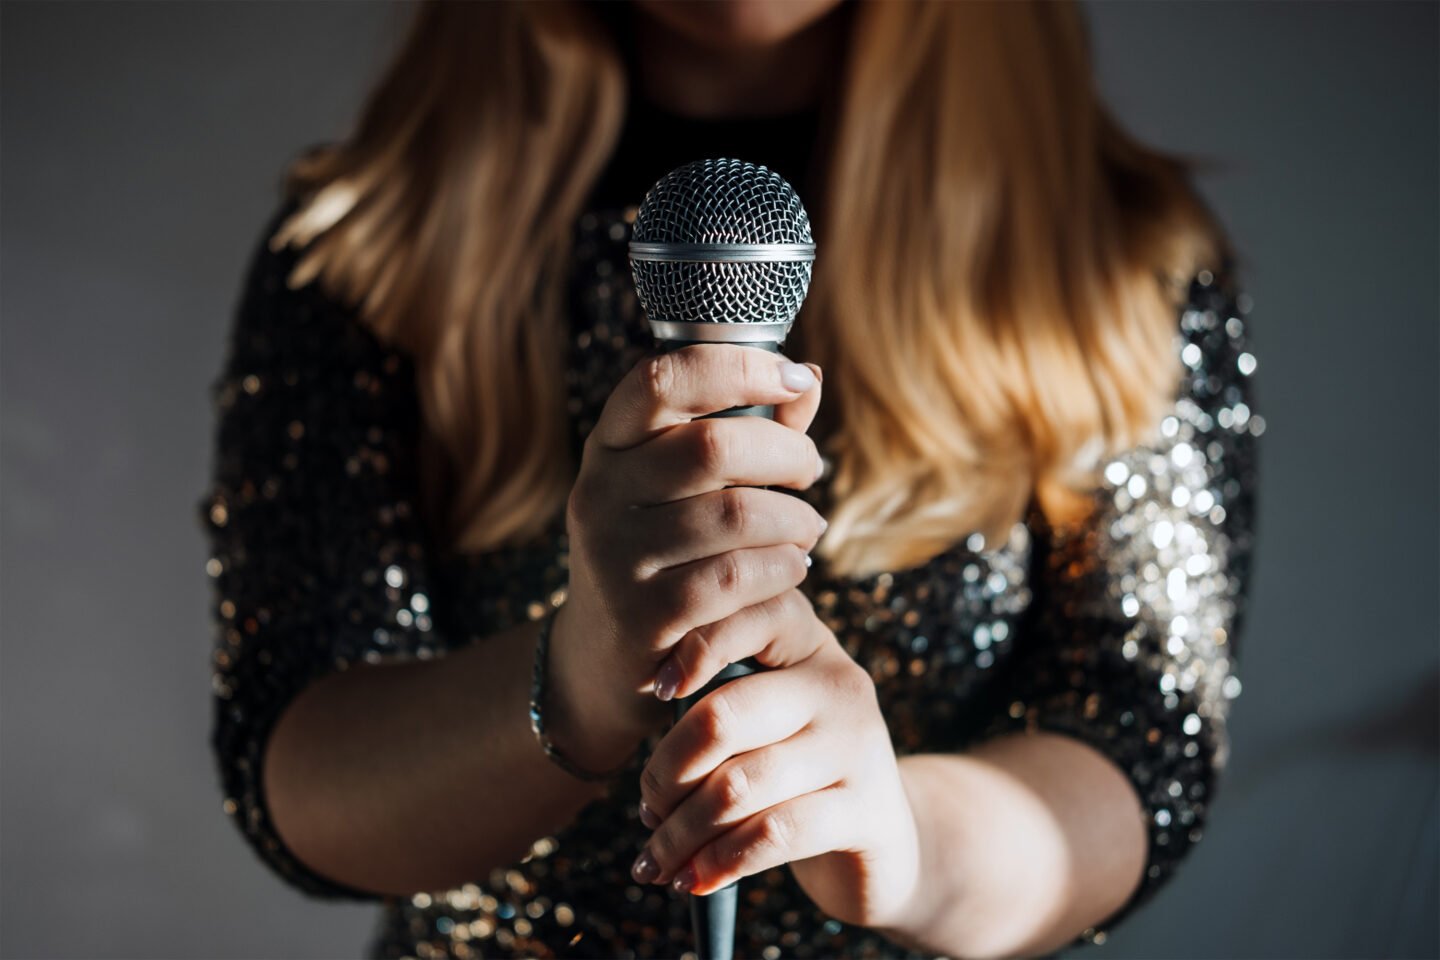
[
  {"xmin": 611, "ymin": 415, "xmax": 823, "ymax": 505},
  {"xmin": 592, "ymin": 345, "xmax": 820, "ymax": 450},
  {"xmin": 641, "ymin": 647, "xmax": 871, "ymax": 810},
  {"xmin": 653, "ymin": 590, "xmax": 826, "ymax": 702},
  {"xmin": 631, "ymin": 490, "xmax": 827, "ymax": 574},
  {"xmin": 650, "ymin": 787, "xmax": 854, "ymax": 896},
  {"xmin": 772, "ymin": 362, "xmax": 822, "ymax": 435},
  {"xmin": 638, "ymin": 662, "xmax": 829, "ymax": 814},
  {"xmin": 634, "ymin": 729, "xmax": 838, "ymax": 887},
  {"xmin": 642, "ymin": 545, "xmax": 812, "ymax": 646}
]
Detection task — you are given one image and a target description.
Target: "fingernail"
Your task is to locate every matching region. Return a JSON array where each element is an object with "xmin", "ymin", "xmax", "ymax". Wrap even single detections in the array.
[
  {"xmin": 804, "ymin": 553, "xmax": 812, "ymax": 568},
  {"xmin": 780, "ymin": 361, "xmax": 816, "ymax": 392},
  {"xmin": 815, "ymin": 455, "xmax": 826, "ymax": 482},
  {"xmin": 631, "ymin": 848, "xmax": 660, "ymax": 884},
  {"xmin": 672, "ymin": 864, "xmax": 697, "ymax": 893},
  {"xmin": 638, "ymin": 800, "xmax": 660, "ymax": 830},
  {"xmin": 818, "ymin": 516, "xmax": 829, "ymax": 535},
  {"xmin": 654, "ymin": 659, "xmax": 682, "ymax": 702}
]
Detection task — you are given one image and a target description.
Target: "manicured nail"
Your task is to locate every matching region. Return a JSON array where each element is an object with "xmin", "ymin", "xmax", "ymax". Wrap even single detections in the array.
[
  {"xmin": 654, "ymin": 659, "xmax": 682, "ymax": 701},
  {"xmin": 815, "ymin": 455, "xmax": 826, "ymax": 481},
  {"xmin": 818, "ymin": 516, "xmax": 829, "ymax": 535},
  {"xmin": 672, "ymin": 865, "xmax": 697, "ymax": 893},
  {"xmin": 638, "ymin": 800, "xmax": 660, "ymax": 830},
  {"xmin": 631, "ymin": 848, "xmax": 660, "ymax": 884},
  {"xmin": 804, "ymin": 553, "xmax": 812, "ymax": 568},
  {"xmin": 780, "ymin": 361, "xmax": 816, "ymax": 392}
]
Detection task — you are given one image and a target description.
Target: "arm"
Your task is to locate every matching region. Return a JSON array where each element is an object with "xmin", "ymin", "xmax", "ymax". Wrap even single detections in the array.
[
  {"xmin": 890, "ymin": 733, "xmax": 1146, "ymax": 957},
  {"xmin": 203, "ymin": 210, "xmax": 647, "ymax": 898},
  {"xmin": 876, "ymin": 268, "xmax": 1262, "ymax": 956},
  {"xmin": 261, "ymin": 605, "xmax": 643, "ymax": 897}
]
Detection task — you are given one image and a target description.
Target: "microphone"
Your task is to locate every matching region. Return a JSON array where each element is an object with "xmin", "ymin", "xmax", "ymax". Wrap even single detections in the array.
[{"xmin": 628, "ymin": 158, "xmax": 817, "ymax": 960}]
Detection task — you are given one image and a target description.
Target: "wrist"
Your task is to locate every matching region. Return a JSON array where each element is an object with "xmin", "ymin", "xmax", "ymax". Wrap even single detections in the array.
[
  {"xmin": 874, "ymin": 756, "xmax": 950, "ymax": 943},
  {"xmin": 543, "ymin": 604, "xmax": 659, "ymax": 773}
]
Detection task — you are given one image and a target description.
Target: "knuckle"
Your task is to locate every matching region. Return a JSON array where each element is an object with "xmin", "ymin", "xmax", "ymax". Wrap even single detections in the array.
[
  {"xmin": 712, "ymin": 551, "xmax": 744, "ymax": 596},
  {"xmin": 756, "ymin": 808, "xmax": 795, "ymax": 852},
  {"xmin": 717, "ymin": 764, "xmax": 751, "ymax": 815},
  {"xmin": 579, "ymin": 427, "xmax": 607, "ymax": 465},
  {"xmin": 641, "ymin": 353, "xmax": 678, "ymax": 407},
  {"xmin": 750, "ymin": 601, "xmax": 791, "ymax": 661},
  {"xmin": 647, "ymin": 825, "xmax": 678, "ymax": 866},
  {"xmin": 682, "ymin": 623, "xmax": 720, "ymax": 676},
  {"xmin": 717, "ymin": 487, "xmax": 750, "ymax": 537},
  {"xmin": 692, "ymin": 418, "xmax": 731, "ymax": 476},
  {"xmin": 698, "ymin": 692, "xmax": 737, "ymax": 746},
  {"xmin": 565, "ymin": 476, "xmax": 594, "ymax": 526},
  {"xmin": 756, "ymin": 589, "xmax": 792, "ymax": 622},
  {"xmin": 782, "ymin": 588, "xmax": 813, "ymax": 621},
  {"xmin": 767, "ymin": 591, "xmax": 812, "ymax": 645},
  {"xmin": 837, "ymin": 659, "xmax": 875, "ymax": 700},
  {"xmin": 641, "ymin": 764, "xmax": 666, "ymax": 804}
]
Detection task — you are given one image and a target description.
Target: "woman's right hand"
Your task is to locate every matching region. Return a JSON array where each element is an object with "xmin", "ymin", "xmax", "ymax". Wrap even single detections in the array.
[{"xmin": 546, "ymin": 344, "xmax": 828, "ymax": 772}]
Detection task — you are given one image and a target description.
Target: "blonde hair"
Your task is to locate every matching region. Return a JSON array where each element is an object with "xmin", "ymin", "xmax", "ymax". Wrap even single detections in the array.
[{"xmin": 273, "ymin": 0, "xmax": 1224, "ymax": 579}]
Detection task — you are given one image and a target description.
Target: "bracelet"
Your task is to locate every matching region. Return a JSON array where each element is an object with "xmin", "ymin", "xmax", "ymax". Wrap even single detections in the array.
[{"xmin": 528, "ymin": 604, "xmax": 633, "ymax": 782}]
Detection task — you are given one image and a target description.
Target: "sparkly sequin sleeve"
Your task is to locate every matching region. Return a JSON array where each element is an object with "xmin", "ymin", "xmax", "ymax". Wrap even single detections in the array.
[
  {"xmin": 988, "ymin": 268, "xmax": 1261, "ymax": 931},
  {"xmin": 201, "ymin": 208, "xmax": 437, "ymax": 899}
]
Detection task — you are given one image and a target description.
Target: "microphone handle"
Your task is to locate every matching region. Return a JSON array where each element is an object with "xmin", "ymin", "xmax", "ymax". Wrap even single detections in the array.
[
  {"xmin": 656, "ymin": 335, "xmax": 783, "ymax": 960},
  {"xmin": 674, "ymin": 657, "xmax": 758, "ymax": 960}
]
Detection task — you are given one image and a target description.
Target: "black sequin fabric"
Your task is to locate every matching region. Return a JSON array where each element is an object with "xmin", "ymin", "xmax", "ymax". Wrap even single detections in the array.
[{"xmin": 202, "ymin": 204, "xmax": 1260, "ymax": 959}]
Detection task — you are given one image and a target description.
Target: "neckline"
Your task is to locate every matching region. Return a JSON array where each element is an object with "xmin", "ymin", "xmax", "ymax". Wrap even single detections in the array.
[
  {"xmin": 626, "ymin": 93, "xmax": 821, "ymax": 129},
  {"xmin": 585, "ymin": 94, "xmax": 821, "ymax": 213}
]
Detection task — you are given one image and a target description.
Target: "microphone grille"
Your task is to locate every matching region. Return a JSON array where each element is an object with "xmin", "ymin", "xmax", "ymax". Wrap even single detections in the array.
[
  {"xmin": 634, "ymin": 158, "xmax": 813, "ymax": 246},
  {"xmin": 629, "ymin": 159, "xmax": 815, "ymax": 327}
]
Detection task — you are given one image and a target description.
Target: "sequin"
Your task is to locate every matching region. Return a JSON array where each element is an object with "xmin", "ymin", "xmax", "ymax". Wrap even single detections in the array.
[{"xmin": 202, "ymin": 205, "xmax": 1259, "ymax": 958}]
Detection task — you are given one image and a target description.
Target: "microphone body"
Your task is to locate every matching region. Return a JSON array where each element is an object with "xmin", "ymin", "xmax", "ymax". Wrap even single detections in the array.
[{"xmin": 629, "ymin": 158, "xmax": 816, "ymax": 960}]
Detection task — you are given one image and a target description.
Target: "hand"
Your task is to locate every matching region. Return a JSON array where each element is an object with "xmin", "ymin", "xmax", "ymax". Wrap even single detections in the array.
[
  {"xmin": 629, "ymin": 612, "xmax": 923, "ymax": 931},
  {"xmin": 550, "ymin": 345, "xmax": 828, "ymax": 771}
]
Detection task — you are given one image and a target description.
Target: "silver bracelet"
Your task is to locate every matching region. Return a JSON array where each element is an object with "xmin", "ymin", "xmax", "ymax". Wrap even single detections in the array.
[{"xmin": 528, "ymin": 604, "xmax": 633, "ymax": 782}]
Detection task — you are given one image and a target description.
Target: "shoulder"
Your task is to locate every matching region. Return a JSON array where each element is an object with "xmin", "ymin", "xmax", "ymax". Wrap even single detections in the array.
[
  {"xmin": 226, "ymin": 196, "xmax": 408, "ymax": 374},
  {"xmin": 230, "ymin": 198, "xmax": 314, "ymax": 342},
  {"xmin": 233, "ymin": 196, "xmax": 327, "ymax": 326},
  {"xmin": 213, "ymin": 196, "xmax": 421, "ymax": 447},
  {"xmin": 1169, "ymin": 261, "xmax": 1261, "ymax": 425}
]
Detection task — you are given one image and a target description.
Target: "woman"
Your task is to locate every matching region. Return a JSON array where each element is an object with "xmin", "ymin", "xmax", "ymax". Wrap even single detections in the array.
[{"xmin": 202, "ymin": 1, "xmax": 1262, "ymax": 957}]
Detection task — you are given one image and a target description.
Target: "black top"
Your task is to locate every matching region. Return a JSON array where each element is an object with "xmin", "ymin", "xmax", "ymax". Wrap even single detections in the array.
[
  {"xmin": 586, "ymin": 96, "xmax": 822, "ymax": 214},
  {"xmin": 201, "ymin": 100, "xmax": 1261, "ymax": 959}
]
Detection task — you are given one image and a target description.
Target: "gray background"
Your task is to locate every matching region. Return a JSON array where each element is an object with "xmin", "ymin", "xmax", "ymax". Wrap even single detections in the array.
[{"xmin": 2, "ymin": 2, "xmax": 1436, "ymax": 957}]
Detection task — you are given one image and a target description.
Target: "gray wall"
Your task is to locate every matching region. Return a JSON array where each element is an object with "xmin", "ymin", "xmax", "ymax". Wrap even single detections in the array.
[{"xmin": 1, "ymin": 2, "xmax": 1435, "ymax": 958}]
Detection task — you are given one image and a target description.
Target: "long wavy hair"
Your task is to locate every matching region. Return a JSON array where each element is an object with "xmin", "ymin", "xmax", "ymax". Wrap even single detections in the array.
[{"xmin": 272, "ymin": 0, "xmax": 1225, "ymax": 578}]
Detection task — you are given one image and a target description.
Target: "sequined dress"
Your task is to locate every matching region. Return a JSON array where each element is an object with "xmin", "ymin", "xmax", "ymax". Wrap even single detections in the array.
[{"xmin": 203, "ymin": 151, "xmax": 1261, "ymax": 960}]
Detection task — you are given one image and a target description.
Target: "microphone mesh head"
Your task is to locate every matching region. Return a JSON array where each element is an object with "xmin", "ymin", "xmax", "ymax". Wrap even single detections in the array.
[{"xmin": 629, "ymin": 158, "xmax": 814, "ymax": 326}]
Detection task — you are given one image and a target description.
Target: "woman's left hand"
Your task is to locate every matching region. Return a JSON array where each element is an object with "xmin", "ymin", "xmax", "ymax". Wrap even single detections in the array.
[{"xmin": 629, "ymin": 613, "xmax": 923, "ymax": 930}]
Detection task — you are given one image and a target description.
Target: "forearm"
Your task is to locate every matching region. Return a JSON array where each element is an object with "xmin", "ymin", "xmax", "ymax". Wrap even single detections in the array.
[
  {"xmin": 263, "ymin": 606, "xmax": 654, "ymax": 896},
  {"xmin": 877, "ymin": 732, "xmax": 1147, "ymax": 959}
]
